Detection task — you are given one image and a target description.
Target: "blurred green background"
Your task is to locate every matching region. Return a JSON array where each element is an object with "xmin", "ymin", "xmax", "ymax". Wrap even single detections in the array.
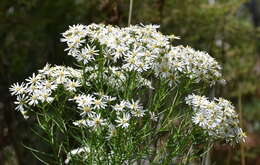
[{"xmin": 0, "ymin": 0, "xmax": 259, "ymax": 164}]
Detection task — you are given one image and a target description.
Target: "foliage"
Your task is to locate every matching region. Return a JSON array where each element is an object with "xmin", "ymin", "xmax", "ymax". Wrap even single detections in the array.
[{"xmin": 9, "ymin": 24, "xmax": 246, "ymax": 164}]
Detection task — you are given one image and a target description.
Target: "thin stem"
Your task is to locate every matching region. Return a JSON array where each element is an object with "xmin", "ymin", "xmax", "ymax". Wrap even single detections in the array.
[
  {"xmin": 203, "ymin": 150, "xmax": 211, "ymax": 165},
  {"xmin": 184, "ymin": 145, "xmax": 193, "ymax": 165},
  {"xmin": 128, "ymin": 0, "xmax": 133, "ymax": 26},
  {"xmin": 202, "ymin": 87, "xmax": 215, "ymax": 165},
  {"xmin": 238, "ymin": 84, "xmax": 246, "ymax": 165}
]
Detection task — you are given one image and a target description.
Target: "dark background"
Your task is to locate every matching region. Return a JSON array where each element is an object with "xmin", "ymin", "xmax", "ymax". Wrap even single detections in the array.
[{"xmin": 0, "ymin": 0, "xmax": 260, "ymax": 164}]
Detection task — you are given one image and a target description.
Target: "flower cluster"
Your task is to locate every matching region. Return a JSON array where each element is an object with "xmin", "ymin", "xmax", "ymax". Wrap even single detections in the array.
[
  {"xmin": 9, "ymin": 65, "xmax": 147, "ymax": 131},
  {"xmin": 155, "ymin": 46, "xmax": 222, "ymax": 84},
  {"xmin": 9, "ymin": 64, "xmax": 82, "ymax": 118},
  {"xmin": 9, "ymin": 23, "xmax": 245, "ymax": 164},
  {"xmin": 85, "ymin": 66, "xmax": 153, "ymax": 90},
  {"xmin": 65, "ymin": 146, "xmax": 90, "ymax": 164},
  {"xmin": 64, "ymin": 145, "xmax": 115, "ymax": 164},
  {"xmin": 61, "ymin": 24, "xmax": 222, "ymax": 85},
  {"xmin": 185, "ymin": 94, "xmax": 246, "ymax": 143},
  {"xmin": 71, "ymin": 93, "xmax": 147, "ymax": 130}
]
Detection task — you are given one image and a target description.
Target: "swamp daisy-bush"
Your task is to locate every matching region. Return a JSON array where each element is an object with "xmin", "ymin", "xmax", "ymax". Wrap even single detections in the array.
[{"xmin": 10, "ymin": 23, "xmax": 245, "ymax": 164}]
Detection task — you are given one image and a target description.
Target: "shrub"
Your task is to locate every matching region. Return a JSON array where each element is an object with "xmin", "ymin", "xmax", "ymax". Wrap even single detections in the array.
[{"xmin": 9, "ymin": 24, "xmax": 245, "ymax": 164}]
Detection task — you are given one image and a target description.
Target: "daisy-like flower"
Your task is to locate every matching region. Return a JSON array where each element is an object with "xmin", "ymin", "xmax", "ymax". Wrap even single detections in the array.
[
  {"xmin": 73, "ymin": 119, "xmax": 88, "ymax": 127},
  {"xmin": 131, "ymin": 108, "xmax": 146, "ymax": 117},
  {"xmin": 26, "ymin": 84, "xmax": 37, "ymax": 94},
  {"xmin": 127, "ymin": 99, "xmax": 142, "ymax": 111},
  {"xmin": 79, "ymin": 105, "xmax": 94, "ymax": 117},
  {"xmin": 37, "ymin": 89, "xmax": 54, "ymax": 104},
  {"xmin": 14, "ymin": 94, "xmax": 28, "ymax": 111},
  {"xmin": 65, "ymin": 79, "xmax": 81, "ymax": 92},
  {"xmin": 113, "ymin": 100, "xmax": 128, "ymax": 112},
  {"xmin": 115, "ymin": 113, "xmax": 131, "ymax": 128},
  {"xmin": 55, "ymin": 68, "xmax": 68, "ymax": 84},
  {"xmin": 65, "ymin": 146, "xmax": 90, "ymax": 164},
  {"xmin": 77, "ymin": 45, "xmax": 99, "ymax": 64},
  {"xmin": 168, "ymin": 46, "xmax": 222, "ymax": 84},
  {"xmin": 39, "ymin": 63, "xmax": 52, "ymax": 75},
  {"xmin": 75, "ymin": 94, "xmax": 94, "ymax": 107},
  {"xmin": 61, "ymin": 24, "xmax": 87, "ymax": 53},
  {"xmin": 9, "ymin": 82, "xmax": 27, "ymax": 96},
  {"xmin": 25, "ymin": 73, "xmax": 42, "ymax": 85},
  {"xmin": 105, "ymin": 96, "xmax": 117, "ymax": 102},
  {"xmin": 61, "ymin": 24, "xmax": 87, "ymax": 42},
  {"xmin": 28, "ymin": 92, "xmax": 40, "ymax": 106},
  {"xmin": 88, "ymin": 113, "xmax": 106, "ymax": 129},
  {"xmin": 39, "ymin": 80, "xmax": 57, "ymax": 91},
  {"xmin": 95, "ymin": 92, "xmax": 117, "ymax": 103},
  {"xmin": 192, "ymin": 112, "xmax": 208, "ymax": 128},
  {"xmin": 156, "ymin": 62, "xmax": 171, "ymax": 78},
  {"xmin": 111, "ymin": 45, "xmax": 128, "ymax": 61},
  {"xmin": 123, "ymin": 55, "xmax": 140, "ymax": 72},
  {"xmin": 93, "ymin": 98, "xmax": 107, "ymax": 110},
  {"xmin": 149, "ymin": 112, "xmax": 158, "ymax": 121},
  {"xmin": 138, "ymin": 77, "xmax": 154, "ymax": 89},
  {"xmin": 107, "ymin": 124, "xmax": 117, "ymax": 139}
]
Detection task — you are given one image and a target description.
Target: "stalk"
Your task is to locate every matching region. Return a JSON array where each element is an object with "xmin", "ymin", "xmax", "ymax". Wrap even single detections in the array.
[
  {"xmin": 128, "ymin": 0, "xmax": 133, "ymax": 26},
  {"xmin": 238, "ymin": 84, "xmax": 246, "ymax": 165}
]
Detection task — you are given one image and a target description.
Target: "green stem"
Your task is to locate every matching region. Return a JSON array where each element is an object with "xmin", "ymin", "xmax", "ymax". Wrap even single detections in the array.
[{"xmin": 128, "ymin": 0, "xmax": 133, "ymax": 26}]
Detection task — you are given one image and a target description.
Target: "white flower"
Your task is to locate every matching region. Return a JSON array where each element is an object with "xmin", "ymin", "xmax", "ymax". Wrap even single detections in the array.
[
  {"xmin": 131, "ymin": 108, "xmax": 146, "ymax": 117},
  {"xmin": 76, "ymin": 45, "xmax": 99, "ymax": 64},
  {"xmin": 26, "ymin": 84, "xmax": 38, "ymax": 94},
  {"xmin": 37, "ymin": 89, "xmax": 54, "ymax": 104},
  {"xmin": 9, "ymin": 82, "xmax": 27, "ymax": 96},
  {"xmin": 149, "ymin": 112, "xmax": 158, "ymax": 121},
  {"xmin": 60, "ymin": 23, "xmax": 222, "ymax": 85},
  {"xmin": 73, "ymin": 119, "xmax": 88, "ymax": 127},
  {"xmin": 168, "ymin": 46, "xmax": 222, "ymax": 84},
  {"xmin": 14, "ymin": 94, "xmax": 28, "ymax": 111},
  {"xmin": 55, "ymin": 69, "xmax": 68, "ymax": 84},
  {"xmin": 138, "ymin": 77, "xmax": 154, "ymax": 89},
  {"xmin": 102, "ymin": 95, "xmax": 116, "ymax": 102},
  {"xmin": 28, "ymin": 92, "xmax": 40, "ymax": 106},
  {"xmin": 39, "ymin": 80, "xmax": 57, "ymax": 91},
  {"xmin": 25, "ymin": 73, "xmax": 42, "ymax": 85},
  {"xmin": 107, "ymin": 124, "xmax": 117, "ymax": 139},
  {"xmin": 39, "ymin": 63, "xmax": 52, "ymax": 75},
  {"xmin": 192, "ymin": 112, "xmax": 208, "ymax": 128},
  {"xmin": 127, "ymin": 99, "xmax": 142, "ymax": 111},
  {"xmin": 156, "ymin": 62, "xmax": 171, "ymax": 78},
  {"xmin": 75, "ymin": 94, "xmax": 94, "ymax": 107},
  {"xmin": 93, "ymin": 98, "xmax": 107, "ymax": 110},
  {"xmin": 65, "ymin": 79, "xmax": 81, "ymax": 92},
  {"xmin": 20, "ymin": 109, "xmax": 29, "ymax": 119},
  {"xmin": 61, "ymin": 24, "xmax": 87, "ymax": 54},
  {"xmin": 185, "ymin": 94, "xmax": 246, "ymax": 143},
  {"xmin": 65, "ymin": 146, "xmax": 90, "ymax": 164},
  {"xmin": 115, "ymin": 113, "xmax": 131, "ymax": 128},
  {"xmin": 87, "ymin": 113, "xmax": 106, "ymax": 129},
  {"xmin": 79, "ymin": 105, "xmax": 94, "ymax": 117},
  {"xmin": 113, "ymin": 100, "xmax": 128, "ymax": 112}
]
